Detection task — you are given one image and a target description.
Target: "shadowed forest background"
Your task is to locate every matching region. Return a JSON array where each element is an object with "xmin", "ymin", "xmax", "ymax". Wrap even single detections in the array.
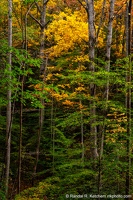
[{"xmin": 0, "ymin": 0, "xmax": 133, "ymax": 199}]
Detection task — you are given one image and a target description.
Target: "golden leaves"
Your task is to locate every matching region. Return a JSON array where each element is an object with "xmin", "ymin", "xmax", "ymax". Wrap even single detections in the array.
[
  {"xmin": 45, "ymin": 9, "xmax": 88, "ymax": 58},
  {"xmin": 75, "ymin": 86, "xmax": 85, "ymax": 92},
  {"xmin": 52, "ymin": 92, "xmax": 68, "ymax": 101},
  {"xmin": 106, "ymin": 111, "xmax": 127, "ymax": 135},
  {"xmin": 62, "ymin": 100, "xmax": 74, "ymax": 106},
  {"xmin": 75, "ymin": 65, "xmax": 86, "ymax": 72}
]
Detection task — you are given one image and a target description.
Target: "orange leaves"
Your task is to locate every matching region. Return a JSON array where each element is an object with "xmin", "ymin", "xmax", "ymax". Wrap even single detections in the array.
[
  {"xmin": 58, "ymin": 84, "xmax": 70, "ymax": 89},
  {"xmin": 46, "ymin": 73, "xmax": 53, "ymax": 81},
  {"xmin": 52, "ymin": 92, "xmax": 68, "ymax": 101},
  {"xmin": 62, "ymin": 100, "xmax": 75, "ymax": 106},
  {"xmin": 34, "ymin": 83, "xmax": 43, "ymax": 91},
  {"xmin": 114, "ymin": 0, "xmax": 127, "ymax": 14},
  {"xmin": 75, "ymin": 86, "xmax": 85, "ymax": 92}
]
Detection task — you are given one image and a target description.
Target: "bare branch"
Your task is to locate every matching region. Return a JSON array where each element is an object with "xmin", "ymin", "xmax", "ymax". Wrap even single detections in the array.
[
  {"xmin": 44, "ymin": 0, "xmax": 50, "ymax": 5},
  {"xmin": 114, "ymin": 2, "xmax": 126, "ymax": 18},
  {"xmin": 77, "ymin": 0, "xmax": 87, "ymax": 11},
  {"xmin": 26, "ymin": 2, "xmax": 35, "ymax": 18},
  {"xmin": 29, "ymin": 12, "xmax": 42, "ymax": 27},
  {"xmin": 35, "ymin": 2, "xmax": 41, "ymax": 13},
  {"xmin": 44, "ymin": 20, "xmax": 51, "ymax": 28},
  {"xmin": 96, "ymin": 0, "xmax": 106, "ymax": 39}
]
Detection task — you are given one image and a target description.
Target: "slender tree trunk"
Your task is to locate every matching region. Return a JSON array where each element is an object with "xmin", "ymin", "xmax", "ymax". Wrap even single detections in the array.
[
  {"xmin": 80, "ymin": 100, "xmax": 84, "ymax": 162},
  {"xmin": 105, "ymin": 0, "xmax": 115, "ymax": 101},
  {"xmin": 96, "ymin": 0, "xmax": 106, "ymax": 39},
  {"xmin": 50, "ymin": 91, "xmax": 55, "ymax": 173},
  {"xmin": 33, "ymin": 99, "xmax": 44, "ymax": 177},
  {"xmin": 5, "ymin": 0, "xmax": 12, "ymax": 197},
  {"xmin": 17, "ymin": 3, "xmax": 27, "ymax": 193},
  {"xmin": 85, "ymin": 0, "xmax": 98, "ymax": 159},
  {"xmin": 125, "ymin": 0, "xmax": 132, "ymax": 196},
  {"xmin": 40, "ymin": 1, "xmax": 46, "ymax": 75},
  {"xmin": 98, "ymin": 0, "xmax": 115, "ymax": 159},
  {"xmin": 98, "ymin": 0, "xmax": 115, "ymax": 158},
  {"xmin": 97, "ymin": 1, "xmax": 115, "ymax": 195},
  {"xmin": 28, "ymin": 0, "xmax": 49, "ymax": 184},
  {"xmin": 18, "ymin": 78, "xmax": 24, "ymax": 194}
]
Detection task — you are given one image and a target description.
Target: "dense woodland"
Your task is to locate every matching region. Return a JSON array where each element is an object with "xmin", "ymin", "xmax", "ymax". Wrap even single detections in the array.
[{"xmin": 0, "ymin": 0, "xmax": 133, "ymax": 199}]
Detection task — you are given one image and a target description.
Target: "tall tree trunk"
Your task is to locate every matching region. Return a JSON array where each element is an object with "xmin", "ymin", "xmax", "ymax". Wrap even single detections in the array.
[
  {"xmin": 125, "ymin": 0, "xmax": 132, "ymax": 196},
  {"xmin": 17, "ymin": 3, "xmax": 27, "ymax": 193},
  {"xmin": 80, "ymin": 100, "xmax": 84, "ymax": 162},
  {"xmin": 98, "ymin": 0, "xmax": 115, "ymax": 160},
  {"xmin": 5, "ymin": 0, "xmax": 12, "ymax": 197},
  {"xmin": 85, "ymin": 0, "xmax": 98, "ymax": 159},
  {"xmin": 17, "ymin": 77, "xmax": 24, "ymax": 194},
  {"xmin": 105, "ymin": 0, "xmax": 115, "ymax": 101},
  {"xmin": 28, "ymin": 0, "xmax": 49, "ymax": 184},
  {"xmin": 97, "ymin": 0, "xmax": 115, "ymax": 194},
  {"xmin": 40, "ymin": 1, "xmax": 46, "ymax": 75},
  {"xmin": 98, "ymin": 0, "xmax": 115, "ymax": 158},
  {"xmin": 50, "ymin": 91, "xmax": 55, "ymax": 173},
  {"xmin": 96, "ymin": 0, "xmax": 106, "ymax": 39}
]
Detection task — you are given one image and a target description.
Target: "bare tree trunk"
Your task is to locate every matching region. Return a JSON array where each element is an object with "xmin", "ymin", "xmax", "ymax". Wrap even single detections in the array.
[
  {"xmin": 28, "ymin": 0, "xmax": 49, "ymax": 184},
  {"xmin": 40, "ymin": 1, "xmax": 46, "ymax": 75},
  {"xmin": 17, "ymin": 3, "xmax": 27, "ymax": 193},
  {"xmin": 17, "ymin": 77, "xmax": 24, "ymax": 194},
  {"xmin": 85, "ymin": 0, "xmax": 98, "ymax": 159},
  {"xmin": 125, "ymin": 0, "xmax": 132, "ymax": 196},
  {"xmin": 98, "ymin": 0, "xmax": 115, "ymax": 159},
  {"xmin": 50, "ymin": 91, "xmax": 55, "ymax": 173},
  {"xmin": 97, "ymin": 1, "xmax": 115, "ymax": 195},
  {"xmin": 80, "ymin": 100, "xmax": 84, "ymax": 162},
  {"xmin": 96, "ymin": 0, "xmax": 106, "ymax": 39},
  {"xmin": 105, "ymin": 0, "xmax": 115, "ymax": 101},
  {"xmin": 5, "ymin": 0, "xmax": 12, "ymax": 197}
]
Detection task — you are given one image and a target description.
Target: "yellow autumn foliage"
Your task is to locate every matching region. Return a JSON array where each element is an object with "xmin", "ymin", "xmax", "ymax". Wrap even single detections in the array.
[
  {"xmin": 75, "ymin": 86, "xmax": 86, "ymax": 92},
  {"xmin": 46, "ymin": 73, "xmax": 53, "ymax": 81},
  {"xmin": 106, "ymin": 111, "xmax": 127, "ymax": 135},
  {"xmin": 58, "ymin": 84, "xmax": 71, "ymax": 89},
  {"xmin": 45, "ymin": 8, "xmax": 88, "ymax": 58},
  {"xmin": 62, "ymin": 100, "xmax": 75, "ymax": 106},
  {"xmin": 75, "ymin": 65, "xmax": 87, "ymax": 72},
  {"xmin": 52, "ymin": 92, "xmax": 68, "ymax": 101},
  {"xmin": 73, "ymin": 55, "xmax": 88, "ymax": 63}
]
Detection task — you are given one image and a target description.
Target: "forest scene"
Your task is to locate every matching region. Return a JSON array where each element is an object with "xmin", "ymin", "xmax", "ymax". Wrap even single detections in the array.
[{"xmin": 0, "ymin": 0, "xmax": 133, "ymax": 199}]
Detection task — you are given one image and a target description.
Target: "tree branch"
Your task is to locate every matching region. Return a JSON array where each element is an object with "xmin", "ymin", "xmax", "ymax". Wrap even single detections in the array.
[
  {"xmin": 77, "ymin": 0, "xmax": 87, "ymax": 11},
  {"xmin": 44, "ymin": 20, "xmax": 51, "ymax": 28},
  {"xmin": 29, "ymin": 12, "xmax": 42, "ymax": 27},
  {"xmin": 26, "ymin": 2, "xmax": 35, "ymax": 17},
  {"xmin": 35, "ymin": 2, "xmax": 41, "ymax": 13},
  {"xmin": 96, "ymin": 0, "xmax": 106, "ymax": 39},
  {"xmin": 44, "ymin": 0, "xmax": 50, "ymax": 5}
]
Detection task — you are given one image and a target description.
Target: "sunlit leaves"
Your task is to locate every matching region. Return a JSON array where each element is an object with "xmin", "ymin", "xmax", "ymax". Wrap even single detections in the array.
[{"xmin": 45, "ymin": 9, "xmax": 88, "ymax": 58}]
